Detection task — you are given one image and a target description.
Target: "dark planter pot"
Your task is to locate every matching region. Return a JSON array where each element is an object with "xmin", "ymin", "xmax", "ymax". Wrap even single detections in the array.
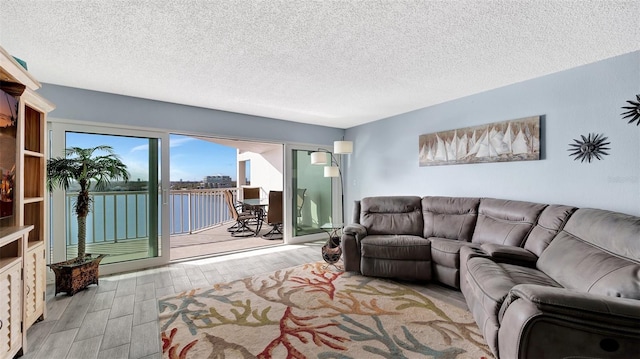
[
  {"xmin": 322, "ymin": 236, "xmax": 342, "ymax": 265},
  {"xmin": 48, "ymin": 254, "xmax": 107, "ymax": 296}
]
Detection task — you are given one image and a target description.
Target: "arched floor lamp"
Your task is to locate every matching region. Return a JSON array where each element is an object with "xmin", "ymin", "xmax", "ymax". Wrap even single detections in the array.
[{"xmin": 310, "ymin": 140, "xmax": 353, "ymax": 269}]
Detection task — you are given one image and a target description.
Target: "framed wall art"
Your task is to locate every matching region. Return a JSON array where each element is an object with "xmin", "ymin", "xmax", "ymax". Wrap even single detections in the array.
[{"xmin": 419, "ymin": 116, "xmax": 540, "ymax": 166}]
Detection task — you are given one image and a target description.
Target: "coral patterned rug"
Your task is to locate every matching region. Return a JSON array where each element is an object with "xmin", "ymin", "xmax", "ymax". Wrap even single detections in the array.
[{"xmin": 158, "ymin": 262, "xmax": 492, "ymax": 358}]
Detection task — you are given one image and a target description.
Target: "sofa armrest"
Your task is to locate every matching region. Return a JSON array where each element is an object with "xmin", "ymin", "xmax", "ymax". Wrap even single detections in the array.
[
  {"xmin": 480, "ymin": 243, "xmax": 537, "ymax": 267},
  {"xmin": 502, "ymin": 284, "xmax": 640, "ymax": 322},
  {"xmin": 341, "ymin": 224, "xmax": 367, "ymax": 273},
  {"xmin": 498, "ymin": 284, "xmax": 640, "ymax": 358},
  {"xmin": 343, "ymin": 223, "xmax": 367, "ymax": 238}
]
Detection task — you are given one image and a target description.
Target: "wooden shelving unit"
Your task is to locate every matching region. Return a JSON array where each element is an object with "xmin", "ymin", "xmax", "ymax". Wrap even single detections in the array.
[
  {"xmin": 20, "ymin": 92, "xmax": 50, "ymax": 333},
  {"xmin": 0, "ymin": 45, "xmax": 54, "ymax": 359}
]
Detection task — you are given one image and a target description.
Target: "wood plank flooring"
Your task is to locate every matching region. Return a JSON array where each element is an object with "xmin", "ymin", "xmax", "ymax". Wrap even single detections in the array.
[{"xmin": 23, "ymin": 242, "xmax": 466, "ymax": 359}]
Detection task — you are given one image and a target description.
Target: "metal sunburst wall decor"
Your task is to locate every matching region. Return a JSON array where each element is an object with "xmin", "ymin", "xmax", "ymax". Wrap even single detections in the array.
[
  {"xmin": 621, "ymin": 94, "xmax": 640, "ymax": 126},
  {"xmin": 568, "ymin": 133, "xmax": 610, "ymax": 163}
]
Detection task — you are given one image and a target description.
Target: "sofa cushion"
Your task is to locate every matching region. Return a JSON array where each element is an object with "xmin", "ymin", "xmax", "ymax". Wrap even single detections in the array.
[
  {"xmin": 471, "ymin": 198, "xmax": 547, "ymax": 246},
  {"xmin": 430, "ymin": 237, "xmax": 480, "ymax": 268},
  {"xmin": 538, "ymin": 209, "xmax": 640, "ymax": 299},
  {"xmin": 559, "ymin": 208, "xmax": 640, "ymax": 260},
  {"xmin": 465, "ymin": 257, "xmax": 561, "ymax": 325},
  {"xmin": 422, "ymin": 196, "xmax": 480, "ymax": 241},
  {"xmin": 360, "ymin": 196, "xmax": 423, "ymax": 236},
  {"xmin": 524, "ymin": 204, "xmax": 577, "ymax": 256},
  {"xmin": 361, "ymin": 235, "xmax": 431, "ymax": 261}
]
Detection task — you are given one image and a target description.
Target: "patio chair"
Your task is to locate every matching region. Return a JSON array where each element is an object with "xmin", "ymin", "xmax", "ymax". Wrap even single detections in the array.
[
  {"xmin": 242, "ymin": 187, "xmax": 260, "ymax": 219},
  {"xmin": 225, "ymin": 191, "xmax": 244, "ymax": 232},
  {"xmin": 242, "ymin": 187, "xmax": 260, "ymax": 200},
  {"xmin": 262, "ymin": 190, "xmax": 283, "ymax": 240},
  {"xmin": 223, "ymin": 190, "xmax": 258, "ymax": 237}
]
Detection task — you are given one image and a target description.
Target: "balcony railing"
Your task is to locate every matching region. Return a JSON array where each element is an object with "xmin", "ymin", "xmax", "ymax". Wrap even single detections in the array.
[{"xmin": 65, "ymin": 188, "xmax": 238, "ymax": 245}]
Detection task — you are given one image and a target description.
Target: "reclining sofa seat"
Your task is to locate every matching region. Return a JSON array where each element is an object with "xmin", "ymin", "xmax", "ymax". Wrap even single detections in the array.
[
  {"xmin": 422, "ymin": 196, "xmax": 481, "ymax": 287},
  {"xmin": 460, "ymin": 203, "xmax": 577, "ymax": 358},
  {"xmin": 426, "ymin": 197, "xmax": 551, "ymax": 289},
  {"xmin": 344, "ymin": 196, "xmax": 432, "ymax": 280},
  {"xmin": 500, "ymin": 208, "xmax": 640, "ymax": 358}
]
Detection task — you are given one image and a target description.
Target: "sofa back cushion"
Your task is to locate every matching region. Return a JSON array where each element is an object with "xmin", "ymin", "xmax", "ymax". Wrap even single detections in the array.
[
  {"xmin": 524, "ymin": 204, "xmax": 577, "ymax": 256},
  {"xmin": 537, "ymin": 208, "xmax": 640, "ymax": 299},
  {"xmin": 360, "ymin": 196, "xmax": 423, "ymax": 236},
  {"xmin": 471, "ymin": 198, "xmax": 547, "ymax": 246},
  {"xmin": 422, "ymin": 196, "xmax": 480, "ymax": 242}
]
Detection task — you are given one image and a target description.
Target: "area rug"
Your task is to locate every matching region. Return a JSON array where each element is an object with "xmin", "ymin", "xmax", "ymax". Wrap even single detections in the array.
[{"xmin": 158, "ymin": 262, "xmax": 492, "ymax": 358}]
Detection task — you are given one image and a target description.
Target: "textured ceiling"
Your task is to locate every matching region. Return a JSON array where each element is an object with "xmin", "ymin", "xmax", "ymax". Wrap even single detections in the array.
[{"xmin": 1, "ymin": 1, "xmax": 638, "ymax": 129}]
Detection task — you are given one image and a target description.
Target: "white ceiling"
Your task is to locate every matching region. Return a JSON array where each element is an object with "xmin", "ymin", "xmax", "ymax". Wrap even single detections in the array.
[
  {"xmin": 1, "ymin": 1, "xmax": 638, "ymax": 129},
  {"xmin": 197, "ymin": 136, "xmax": 281, "ymax": 154}
]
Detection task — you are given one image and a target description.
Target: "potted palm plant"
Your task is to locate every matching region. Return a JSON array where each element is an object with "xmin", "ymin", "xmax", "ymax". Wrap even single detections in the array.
[{"xmin": 47, "ymin": 145, "xmax": 129, "ymax": 295}]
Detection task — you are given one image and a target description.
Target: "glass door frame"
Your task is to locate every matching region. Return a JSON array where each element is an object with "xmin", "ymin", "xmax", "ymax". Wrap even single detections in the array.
[
  {"xmin": 284, "ymin": 143, "xmax": 340, "ymax": 244},
  {"xmin": 49, "ymin": 120, "xmax": 170, "ymax": 275}
]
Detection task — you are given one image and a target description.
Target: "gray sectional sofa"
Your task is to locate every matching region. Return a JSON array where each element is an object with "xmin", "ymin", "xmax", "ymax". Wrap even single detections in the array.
[{"xmin": 341, "ymin": 195, "xmax": 640, "ymax": 359}]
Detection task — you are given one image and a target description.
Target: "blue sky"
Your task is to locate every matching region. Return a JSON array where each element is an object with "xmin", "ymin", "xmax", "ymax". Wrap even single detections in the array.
[{"xmin": 65, "ymin": 133, "xmax": 238, "ymax": 181}]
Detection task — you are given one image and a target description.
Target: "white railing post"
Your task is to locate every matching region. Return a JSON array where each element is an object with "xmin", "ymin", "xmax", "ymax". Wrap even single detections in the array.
[{"xmin": 187, "ymin": 191, "xmax": 192, "ymax": 234}]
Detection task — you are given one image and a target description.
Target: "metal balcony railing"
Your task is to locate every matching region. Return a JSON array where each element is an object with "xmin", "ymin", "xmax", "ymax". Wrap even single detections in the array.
[{"xmin": 64, "ymin": 188, "xmax": 238, "ymax": 245}]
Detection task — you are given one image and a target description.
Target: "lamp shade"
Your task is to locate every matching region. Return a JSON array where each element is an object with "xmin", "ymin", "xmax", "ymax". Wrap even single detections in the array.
[
  {"xmin": 334, "ymin": 140, "xmax": 353, "ymax": 154},
  {"xmin": 310, "ymin": 151, "xmax": 328, "ymax": 165},
  {"xmin": 324, "ymin": 166, "xmax": 339, "ymax": 177}
]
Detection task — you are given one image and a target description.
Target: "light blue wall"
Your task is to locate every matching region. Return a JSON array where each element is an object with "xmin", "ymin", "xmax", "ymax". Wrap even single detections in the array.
[
  {"xmin": 344, "ymin": 51, "xmax": 640, "ymax": 216},
  {"xmin": 39, "ymin": 84, "xmax": 344, "ymax": 145}
]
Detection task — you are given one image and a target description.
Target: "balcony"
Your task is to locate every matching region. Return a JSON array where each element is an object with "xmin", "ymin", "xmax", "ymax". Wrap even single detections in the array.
[{"xmin": 63, "ymin": 187, "xmax": 283, "ymax": 263}]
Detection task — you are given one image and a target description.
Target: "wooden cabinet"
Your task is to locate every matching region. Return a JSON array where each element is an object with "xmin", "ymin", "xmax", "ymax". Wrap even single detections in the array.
[
  {"xmin": 0, "ymin": 227, "xmax": 28, "ymax": 359},
  {"xmin": 0, "ymin": 45, "xmax": 54, "ymax": 358},
  {"xmin": 0, "ymin": 262, "xmax": 23, "ymax": 359},
  {"xmin": 23, "ymin": 243, "xmax": 45, "ymax": 328}
]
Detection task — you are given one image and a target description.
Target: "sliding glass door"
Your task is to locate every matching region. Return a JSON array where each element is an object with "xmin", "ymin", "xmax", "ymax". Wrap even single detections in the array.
[
  {"xmin": 285, "ymin": 144, "xmax": 337, "ymax": 243},
  {"xmin": 49, "ymin": 122, "xmax": 170, "ymax": 275}
]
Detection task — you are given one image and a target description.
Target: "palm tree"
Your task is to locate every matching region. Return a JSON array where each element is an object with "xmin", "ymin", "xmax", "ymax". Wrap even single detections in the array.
[{"xmin": 47, "ymin": 145, "xmax": 129, "ymax": 260}]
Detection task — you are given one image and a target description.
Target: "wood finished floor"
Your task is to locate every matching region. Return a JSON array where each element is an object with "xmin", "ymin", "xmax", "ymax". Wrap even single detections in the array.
[{"xmin": 23, "ymin": 242, "xmax": 466, "ymax": 359}]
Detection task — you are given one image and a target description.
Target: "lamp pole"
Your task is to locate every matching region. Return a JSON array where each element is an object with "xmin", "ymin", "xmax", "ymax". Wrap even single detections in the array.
[{"xmin": 331, "ymin": 152, "xmax": 345, "ymax": 224}]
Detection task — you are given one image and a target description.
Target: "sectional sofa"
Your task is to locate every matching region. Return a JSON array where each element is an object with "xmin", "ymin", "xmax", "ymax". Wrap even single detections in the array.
[{"xmin": 341, "ymin": 196, "xmax": 640, "ymax": 359}]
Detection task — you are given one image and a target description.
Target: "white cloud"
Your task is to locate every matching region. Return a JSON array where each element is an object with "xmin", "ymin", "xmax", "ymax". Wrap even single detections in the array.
[
  {"xmin": 130, "ymin": 144, "xmax": 149, "ymax": 153},
  {"xmin": 170, "ymin": 137, "xmax": 196, "ymax": 148}
]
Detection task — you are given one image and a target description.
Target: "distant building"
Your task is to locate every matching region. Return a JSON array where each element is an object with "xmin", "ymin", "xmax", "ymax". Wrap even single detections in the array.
[{"xmin": 203, "ymin": 175, "xmax": 233, "ymax": 188}]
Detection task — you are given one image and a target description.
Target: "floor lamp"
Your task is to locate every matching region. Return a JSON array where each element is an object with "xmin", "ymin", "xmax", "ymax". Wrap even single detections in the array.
[{"xmin": 310, "ymin": 140, "xmax": 353, "ymax": 224}]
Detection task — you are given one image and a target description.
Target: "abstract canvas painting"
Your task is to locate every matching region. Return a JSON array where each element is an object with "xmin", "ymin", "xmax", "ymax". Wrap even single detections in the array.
[{"xmin": 419, "ymin": 116, "xmax": 540, "ymax": 166}]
